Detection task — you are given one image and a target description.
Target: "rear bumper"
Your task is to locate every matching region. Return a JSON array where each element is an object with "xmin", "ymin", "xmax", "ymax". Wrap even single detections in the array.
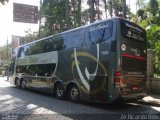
[
  {"xmin": 112, "ymin": 92, "xmax": 146, "ymax": 103},
  {"xmin": 120, "ymin": 92, "xmax": 146, "ymax": 102}
]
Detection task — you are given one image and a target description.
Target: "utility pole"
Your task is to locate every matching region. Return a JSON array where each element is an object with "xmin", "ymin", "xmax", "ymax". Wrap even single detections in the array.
[{"xmin": 122, "ymin": 0, "xmax": 126, "ymax": 18}]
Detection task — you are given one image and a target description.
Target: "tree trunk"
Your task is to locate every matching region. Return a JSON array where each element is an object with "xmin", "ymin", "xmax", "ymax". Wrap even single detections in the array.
[
  {"xmin": 90, "ymin": 0, "xmax": 95, "ymax": 23},
  {"xmin": 78, "ymin": 0, "xmax": 81, "ymax": 26},
  {"xmin": 102, "ymin": 0, "xmax": 108, "ymax": 18},
  {"xmin": 113, "ymin": 0, "xmax": 118, "ymax": 16},
  {"xmin": 66, "ymin": 0, "xmax": 70, "ymax": 30},
  {"xmin": 122, "ymin": 0, "xmax": 126, "ymax": 18}
]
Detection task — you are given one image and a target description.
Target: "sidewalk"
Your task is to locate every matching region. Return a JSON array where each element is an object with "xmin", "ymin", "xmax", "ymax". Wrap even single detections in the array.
[
  {"xmin": 138, "ymin": 94, "xmax": 160, "ymax": 107},
  {"xmin": 0, "ymin": 76, "xmax": 9, "ymax": 81}
]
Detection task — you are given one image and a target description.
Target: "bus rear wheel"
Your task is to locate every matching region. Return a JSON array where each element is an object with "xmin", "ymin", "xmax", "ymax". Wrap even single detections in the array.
[
  {"xmin": 21, "ymin": 80, "xmax": 26, "ymax": 89},
  {"xmin": 55, "ymin": 83, "xmax": 65, "ymax": 99},
  {"xmin": 15, "ymin": 79, "xmax": 21, "ymax": 88},
  {"xmin": 69, "ymin": 85, "xmax": 80, "ymax": 102}
]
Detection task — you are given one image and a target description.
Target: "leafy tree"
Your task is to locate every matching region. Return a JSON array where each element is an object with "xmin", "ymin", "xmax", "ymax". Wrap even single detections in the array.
[
  {"xmin": 0, "ymin": 0, "xmax": 8, "ymax": 5},
  {"xmin": 0, "ymin": 44, "xmax": 11, "ymax": 66},
  {"xmin": 137, "ymin": 0, "xmax": 160, "ymax": 75},
  {"xmin": 41, "ymin": 0, "xmax": 67, "ymax": 36},
  {"xmin": 137, "ymin": 9, "xmax": 146, "ymax": 19},
  {"xmin": 136, "ymin": 0, "xmax": 146, "ymax": 9},
  {"xmin": 106, "ymin": 0, "xmax": 131, "ymax": 18},
  {"xmin": 84, "ymin": 0, "xmax": 104, "ymax": 23},
  {"xmin": 146, "ymin": 24, "xmax": 160, "ymax": 75},
  {"xmin": 77, "ymin": 0, "xmax": 82, "ymax": 26},
  {"xmin": 102, "ymin": 0, "xmax": 108, "ymax": 18},
  {"xmin": 41, "ymin": 0, "xmax": 82, "ymax": 37},
  {"xmin": 21, "ymin": 29, "xmax": 38, "ymax": 45},
  {"xmin": 87, "ymin": 0, "xmax": 96, "ymax": 23},
  {"xmin": 68, "ymin": 0, "xmax": 82, "ymax": 28},
  {"xmin": 113, "ymin": 0, "xmax": 122, "ymax": 16},
  {"xmin": 148, "ymin": 0, "xmax": 159, "ymax": 16}
]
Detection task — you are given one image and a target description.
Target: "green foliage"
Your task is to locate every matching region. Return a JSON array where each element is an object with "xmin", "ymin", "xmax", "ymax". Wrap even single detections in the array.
[
  {"xmin": 136, "ymin": 0, "xmax": 160, "ymax": 75},
  {"xmin": 41, "ymin": 0, "xmax": 67, "ymax": 36},
  {"xmin": 137, "ymin": 9, "xmax": 145, "ymax": 19},
  {"xmin": 40, "ymin": 0, "xmax": 82, "ymax": 37},
  {"xmin": 42, "ymin": 1, "xmax": 66, "ymax": 36},
  {"xmin": 148, "ymin": 0, "xmax": 159, "ymax": 16},
  {"xmin": 21, "ymin": 29, "xmax": 38, "ymax": 45},
  {"xmin": 106, "ymin": 0, "xmax": 131, "ymax": 18},
  {"xmin": 146, "ymin": 25, "xmax": 160, "ymax": 74},
  {"xmin": 0, "ymin": 0, "xmax": 8, "ymax": 5},
  {"xmin": 139, "ymin": 21, "xmax": 160, "ymax": 75},
  {"xmin": 146, "ymin": 24, "xmax": 160, "ymax": 48},
  {"xmin": 0, "ymin": 44, "xmax": 11, "ymax": 64}
]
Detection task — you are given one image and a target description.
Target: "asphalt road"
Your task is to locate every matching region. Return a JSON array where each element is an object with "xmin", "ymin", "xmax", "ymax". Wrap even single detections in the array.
[{"xmin": 0, "ymin": 77, "xmax": 159, "ymax": 120}]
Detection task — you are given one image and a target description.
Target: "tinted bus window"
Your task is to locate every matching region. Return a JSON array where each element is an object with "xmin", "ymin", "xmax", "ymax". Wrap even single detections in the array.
[
  {"xmin": 87, "ymin": 21, "xmax": 113, "ymax": 45},
  {"xmin": 66, "ymin": 30, "xmax": 83, "ymax": 48},
  {"xmin": 52, "ymin": 35, "xmax": 65, "ymax": 50},
  {"xmin": 18, "ymin": 35, "xmax": 66, "ymax": 57},
  {"xmin": 17, "ymin": 47, "xmax": 23, "ymax": 58},
  {"xmin": 16, "ymin": 64, "xmax": 56, "ymax": 77}
]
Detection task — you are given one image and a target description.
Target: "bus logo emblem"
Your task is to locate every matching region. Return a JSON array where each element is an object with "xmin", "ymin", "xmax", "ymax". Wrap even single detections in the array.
[{"xmin": 121, "ymin": 44, "xmax": 126, "ymax": 51}]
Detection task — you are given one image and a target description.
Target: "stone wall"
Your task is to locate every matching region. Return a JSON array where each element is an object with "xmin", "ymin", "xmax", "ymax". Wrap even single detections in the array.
[
  {"xmin": 147, "ymin": 49, "xmax": 160, "ymax": 94},
  {"xmin": 147, "ymin": 49, "xmax": 154, "ymax": 93},
  {"xmin": 150, "ymin": 78, "xmax": 160, "ymax": 94}
]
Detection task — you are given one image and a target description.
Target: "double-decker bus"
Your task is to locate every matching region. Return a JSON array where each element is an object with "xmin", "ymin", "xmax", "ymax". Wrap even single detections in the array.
[{"xmin": 10, "ymin": 17, "xmax": 147, "ymax": 103}]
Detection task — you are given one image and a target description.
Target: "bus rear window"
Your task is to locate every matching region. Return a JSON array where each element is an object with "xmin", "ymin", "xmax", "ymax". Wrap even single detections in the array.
[
  {"xmin": 121, "ymin": 20, "xmax": 146, "ymax": 43},
  {"xmin": 122, "ymin": 56, "xmax": 146, "ymax": 71}
]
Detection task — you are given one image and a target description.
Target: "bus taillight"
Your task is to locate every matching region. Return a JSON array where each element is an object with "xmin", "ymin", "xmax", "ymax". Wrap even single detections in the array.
[
  {"xmin": 132, "ymin": 86, "xmax": 139, "ymax": 90},
  {"xmin": 114, "ymin": 71, "xmax": 121, "ymax": 88}
]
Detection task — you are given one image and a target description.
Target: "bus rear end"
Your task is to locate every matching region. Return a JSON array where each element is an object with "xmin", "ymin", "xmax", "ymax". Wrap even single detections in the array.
[{"xmin": 115, "ymin": 19, "xmax": 147, "ymax": 101}]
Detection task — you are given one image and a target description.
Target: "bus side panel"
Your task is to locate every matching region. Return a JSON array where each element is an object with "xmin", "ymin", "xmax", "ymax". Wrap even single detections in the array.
[{"xmin": 55, "ymin": 42, "xmax": 110, "ymax": 102}]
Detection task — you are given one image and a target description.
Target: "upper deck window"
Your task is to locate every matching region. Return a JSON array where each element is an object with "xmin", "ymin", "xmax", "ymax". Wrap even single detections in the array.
[{"xmin": 85, "ymin": 21, "xmax": 113, "ymax": 45}]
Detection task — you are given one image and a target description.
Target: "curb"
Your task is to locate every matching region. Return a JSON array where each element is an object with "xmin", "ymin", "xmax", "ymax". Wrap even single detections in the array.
[
  {"xmin": 137, "ymin": 100, "xmax": 160, "ymax": 107},
  {"xmin": 137, "ymin": 95, "xmax": 160, "ymax": 107}
]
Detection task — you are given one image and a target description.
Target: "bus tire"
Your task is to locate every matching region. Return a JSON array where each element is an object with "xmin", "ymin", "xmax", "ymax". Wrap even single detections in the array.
[
  {"xmin": 15, "ymin": 78, "xmax": 21, "ymax": 88},
  {"xmin": 21, "ymin": 80, "xmax": 26, "ymax": 90},
  {"xmin": 69, "ymin": 85, "xmax": 80, "ymax": 102},
  {"xmin": 55, "ymin": 83, "xmax": 65, "ymax": 99}
]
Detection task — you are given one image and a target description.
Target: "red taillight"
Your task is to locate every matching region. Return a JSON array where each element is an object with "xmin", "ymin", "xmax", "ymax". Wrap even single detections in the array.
[
  {"xmin": 114, "ymin": 72, "xmax": 121, "ymax": 88},
  {"xmin": 115, "ymin": 72, "xmax": 121, "ymax": 77},
  {"xmin": 132, "ymin": 86, "xmax": 139, "ymax": 90}
]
